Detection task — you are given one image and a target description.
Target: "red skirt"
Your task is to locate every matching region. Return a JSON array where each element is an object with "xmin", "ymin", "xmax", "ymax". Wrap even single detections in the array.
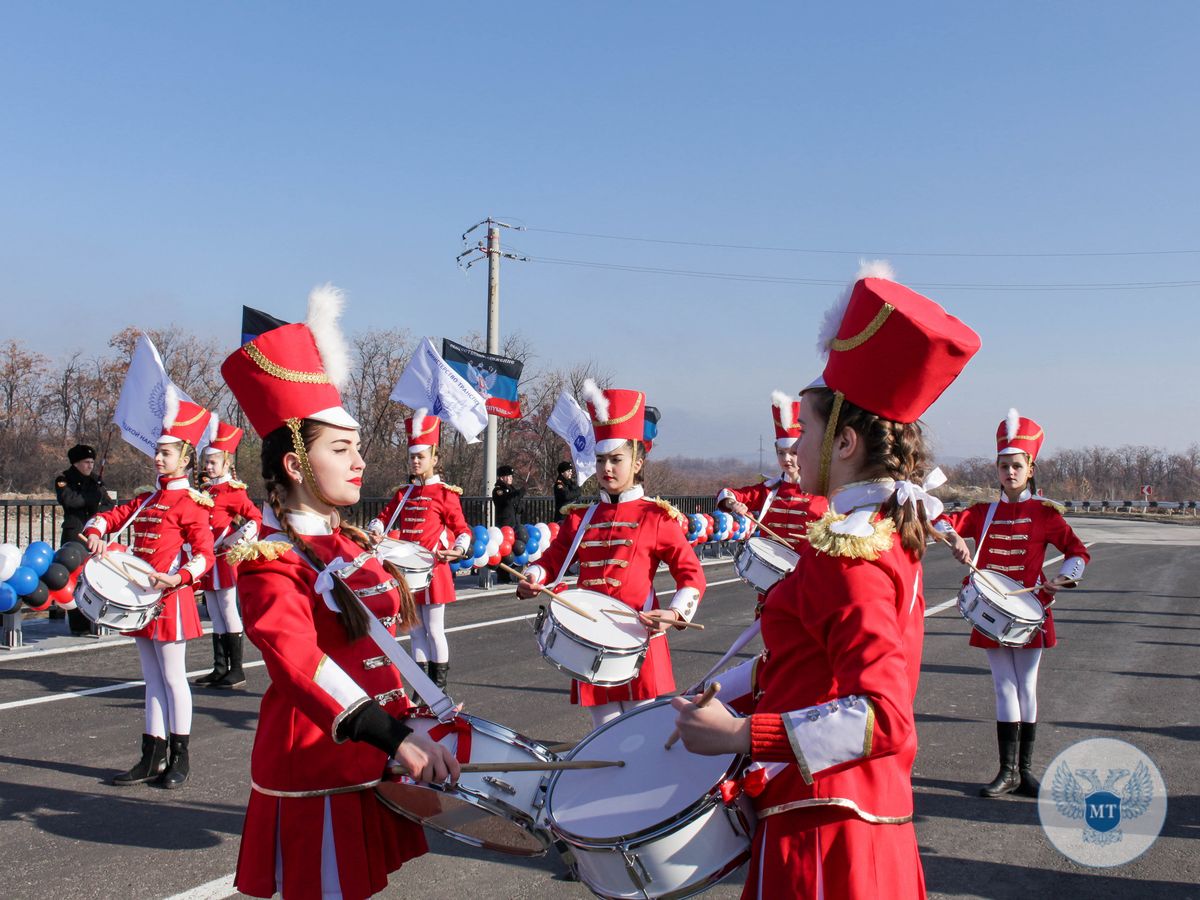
[
  {"xmin": 743, "ymin": 806, "xmax": 925, "ymax": 900},
  {"xmin": 571, "ymin": 632, "xmax": 674, "ymax": 706},
  {"xmin": 236, "ymin": 787, "xmax": 427, "ymax": 900},
  {"xmin": 129, "ymin": 586, "xmax": 203, "ymax": 642}
]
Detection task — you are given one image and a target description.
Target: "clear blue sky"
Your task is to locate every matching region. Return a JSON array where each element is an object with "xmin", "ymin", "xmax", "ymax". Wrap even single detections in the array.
[{"xmin": 3, "ymin": 3, "xmax": 1197, "ymax": 464}]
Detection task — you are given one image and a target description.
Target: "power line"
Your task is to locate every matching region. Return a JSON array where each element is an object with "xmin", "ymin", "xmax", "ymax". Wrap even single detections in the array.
[
  {"xmin": 523, "ymin": 254, "xmax": 1200, "ymax": 292},
  {"xmin": 524, "ymin": 226, "xmax": 1200, "ymax": 259}
]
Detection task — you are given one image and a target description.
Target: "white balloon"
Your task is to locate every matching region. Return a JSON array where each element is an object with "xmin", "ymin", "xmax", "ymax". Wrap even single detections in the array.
[
  {"xmin": 487, "ymin": 526, "xmax": 502, "ymax": 541},
  {"xmin": 0, "ymin": 544, "xmax": 21, "ymax": 582},
  {"xmin": 536, "ymin": 523, "xmax": 551, "ymax": 546}
]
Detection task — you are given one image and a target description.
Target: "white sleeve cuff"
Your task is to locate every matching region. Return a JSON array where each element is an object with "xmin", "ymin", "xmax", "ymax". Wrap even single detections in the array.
[
  {"xmin": 716, "ymin": 489, "xmax": 736, "ymax": 507},
  {"xmin": 314, "ymin": 655, "xmax": 371, "ymax": 741},
  {"xmin": 933, "ymin": 520, "xmax": 955, "ymax": 534},
  {"xmin": 83, "ymin": 517, "xmax": 107, "ymax": 536},
  {"xmin": 782, "ymin": 695, "xmax": 874, "ymax": 785},
  {"xmin": 1058, "ymin": 556, "xmax": 1085, "ymax": 583},
  {"xmin": 712, "ymin": 657, "xmax": 756, "ymax": 705},
  {"xmin": 525, "ymin": 565, "xmax": 547, "ymax": 585},
  {"xmin": 367, "ymin": 519, "xmax": 384, "ymax": 535},
  {"xmin": 668, "ymin": 586, "xmax": 701, "ymax": 623},
  {"xmin": 183, "ymin": 554, "xmax": 207, "ymax": 580},
  {"xmin": 453, "ymin": 533, "xmax": 471, "ymax": 552}
]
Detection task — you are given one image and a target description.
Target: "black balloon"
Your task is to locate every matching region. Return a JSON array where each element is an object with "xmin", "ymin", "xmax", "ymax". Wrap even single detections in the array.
[
  {"xmin": 512, "ymin": 540, "xmax": 526, "ymax": 556},
  {"xmin": 22, "ymin": 580, "xmax": 49, "ymax": 606},
  {"xmin": 42, "ymin": 562, "xmax": 70, "ymax": 591},
  {"xmin": 54, "ymin": 542, "xmax": 86, "ymax": 573}
]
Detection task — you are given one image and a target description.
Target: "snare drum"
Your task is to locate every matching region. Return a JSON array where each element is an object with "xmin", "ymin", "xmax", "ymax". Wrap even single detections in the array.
[
  {"xmin": 734, "ymin": 536, "xmax": 800, "ymax": 593},
  {"xmin": 376, "ymin": 713, "xmax": 558, "ymax": 857},
  {"xmin": 74, "ymin": 549, "xmax": 163, "ymax": 633},
  {"xmin": 375, "ymin": 538, "xmax": 435, "ymax": 592},
  {"xmin": 546, "ymin": 699, "xmax": 754, "ymax": 899},
  {"xmin": 535, "ymin": 590, "xmax": 650, "ymax": 687},
  {"xmin": 957, "ymin": 570, "xmax": 1045, "ymax": 647}
]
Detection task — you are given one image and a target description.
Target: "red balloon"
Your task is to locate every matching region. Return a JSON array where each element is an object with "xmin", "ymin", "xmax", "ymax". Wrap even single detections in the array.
[
  {"xmin": 500, "ymin": 526, "xmax": 515, "ymax": 540},
  {"xmin": 50, "ymin": 584, "xmax": 75, "ymax": 606},
  {"xmin": 488, "ymin": 554, "xmax": 501, "ymax": 567},
  {"xmin": 499, "ymin": 542, "xmax": 513, "ymax": 556},
  {"xmin": 26, "ymin": 594, "xmax": 53, "ymax": 612},
  {"xmin": 548, "ymin": 523, "xmax": 560, "ymax": 538}
]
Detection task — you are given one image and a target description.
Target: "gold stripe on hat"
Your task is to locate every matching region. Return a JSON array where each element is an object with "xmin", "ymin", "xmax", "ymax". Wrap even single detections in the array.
[
  {"xmin": 830, "ymin": 303, "xmax": 894, "ymax": 352},
  {"xmin": 413, "ymin": 420, "xmax": 438, "ymax": 437},
  {"xmin": 1010, "ymin": 430, "xmax": 1044, "ymax": 441},
  {"xmin": 593, "ymin": 393, "xmax": 643, "ymax": 426},
  {"xmin": 244, "ymin": 342, "xmax": 330, "ymax": 384},
  {"xmin": 172, "ymin": 407, "xmax": 207, "ymax": 428}
]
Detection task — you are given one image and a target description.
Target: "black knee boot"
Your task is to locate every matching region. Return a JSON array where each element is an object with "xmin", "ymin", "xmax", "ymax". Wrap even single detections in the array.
[
  {"xmin": 1015, "ymin": 721, "xmax": 1040, "ymax": 797},
  {"xmin": 213, "ymin": 634, "xmax": 246, "ymax": 689},
  {"xmin": 113, "ymin": 734, "xmax": 168, "ymax": 786},
  {"xmin": 430, "ymin": 661, "xmax": 449, "ymax": 691},
  {"xmin": 194, "ymin": 633, "xmax": 228, "ymax": 685},
  {"xmin": 159, "ymin": 734, "xmax": 190, "ymax": 789},
  {"xmin": 980, "ymin": 721, "xmax": 1022, "ymax": 797}
]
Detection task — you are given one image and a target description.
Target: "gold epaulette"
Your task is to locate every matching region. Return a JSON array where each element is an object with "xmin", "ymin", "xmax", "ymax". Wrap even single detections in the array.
[
  {"xmin": 805, "ymin": 510, "xmax": 896, "ymax": 560},
  {"xmin": 560, "ymin": 502, "xmax": 593, "ymax": 517},
  {"xmin": 230, "ymin": 479, "xmax": 247, "ymax": 490},
  {"xmin": 443, "ymin": 483, "xmax": 463, "ymax": 495},
  {"xmin": 225, "ymin": 539, "xmax": 293, "ymax": 565},
  {"xmin": 649, "ymin": 496, "xmax": 686, "ymax": 523},
  {"xmin": 1040, "ymin": 499, "xmax": 1067, "ymax": 514},
  {"xmin": 188, "ymin": 488, "xmax": 215, "ymax": 508}
]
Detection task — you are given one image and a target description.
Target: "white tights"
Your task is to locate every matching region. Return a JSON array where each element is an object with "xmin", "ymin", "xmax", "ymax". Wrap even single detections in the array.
[
  {"xmin": 410, "ymin": 604, "xmax": 448, "ymax": 664},
  {"xmin": 985, "ymin": 646, "xmax": 1042, "ymax": 722},
  {"xmin": 589, "ymin": 698, "xmax": 655, "ymax": 730},
  {"xmin": 136, "ymin": 637, "xmax": 192, "ymax": 737},
  {"xmin": 206, "ymin": 586, "xmax": 242, "ymax": 634}
]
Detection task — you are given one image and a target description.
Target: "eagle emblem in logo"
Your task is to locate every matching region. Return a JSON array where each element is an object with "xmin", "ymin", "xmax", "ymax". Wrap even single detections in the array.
[{"xmin": 1052, "ymin": 761, "xmax": 1154, "ymax": 846}]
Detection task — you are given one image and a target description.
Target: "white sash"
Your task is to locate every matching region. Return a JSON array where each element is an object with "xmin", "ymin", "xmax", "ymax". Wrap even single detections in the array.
[
  {"xmin": 973, "ymin": 502, "xmax": 999, "ymax": 568},
  {"xmin": 383, "ymin": 484, "xmax": 417, "ymax": 534},
  {"xmin": 549, "ymin": 503, "xmax": 598, "ymax": 587}
]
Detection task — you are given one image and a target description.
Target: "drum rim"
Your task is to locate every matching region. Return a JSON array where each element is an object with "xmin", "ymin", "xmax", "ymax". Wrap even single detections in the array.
[
  {"xmin": 74, "ymin": 581, "xmax": 162, "ymax": 612},
  {"xmin": 960, "ymin": 580, "xmax": 1045, "ymax": 625},
  {"xmin": 546, "ymin": 597, "xmax": 650, "ymax": 652},
  {"xmin": 545, "ymin": 699, "xmax": 746, "ymax": 843},
  {"xmin": 536, "ymin": 637, "xmax": 644, "ymax": 687},
  {"xmin": 744, "ymin": 535, "xmax": 801, "ymax": 567}
]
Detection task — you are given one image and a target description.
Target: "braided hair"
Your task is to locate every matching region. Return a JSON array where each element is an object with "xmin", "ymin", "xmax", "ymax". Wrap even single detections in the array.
[
  {"xmin": 262, "ymin": 420, "xmax": 418, "ymax": 642},
  {"xmin": 807, "ymin": 388, "xmax": 934, "ymax": 558}
]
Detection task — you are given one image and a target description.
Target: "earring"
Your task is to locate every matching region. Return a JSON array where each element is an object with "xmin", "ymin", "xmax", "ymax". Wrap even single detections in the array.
[{"xmin": 297, "ymin": 475, "xmax": 304, "ymax": 484}]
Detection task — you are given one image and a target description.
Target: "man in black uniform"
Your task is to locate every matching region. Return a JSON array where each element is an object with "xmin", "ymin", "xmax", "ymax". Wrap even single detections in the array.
[
  {"xmin": 491, "ymin": 465, "xmax": 524, "ymax": 582},
  {"xmin": 553, "ymin": 461, "xmax": 581, "ymax": 520},
  {"xmin": 55, "ymin": 444, "xmax": 114, "ymax": 635}
]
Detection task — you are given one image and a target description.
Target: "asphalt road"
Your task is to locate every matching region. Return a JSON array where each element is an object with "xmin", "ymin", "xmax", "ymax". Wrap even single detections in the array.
[{"xmin": 0, "ymin": 518, "xmax": 1196, "ymax": 899}]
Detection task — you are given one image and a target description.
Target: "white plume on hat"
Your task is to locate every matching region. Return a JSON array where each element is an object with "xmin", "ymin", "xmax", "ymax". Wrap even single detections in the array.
[
  {"xmin": 771, "ymin": 390, "xmax": 796, "ymax": 429},
  {"xmin": 580, "ymin": 379, "xmax": 609, "ymax": 422},
  {"xmin": 1006, "ymin": 408, "xmax": 1021, "ymax": 442},
  {"xmin": 205, "ymin": 411, "xmax": 220, "ymax": 446},
  {"xmin": 163, "ymin": 382, "xmax": 181, "ymax": 429},
  {"xmin": 306, "ymin": 283, "xmax": 351, "ymax": 390},
  {"xmin": 411, "ymin": 406, "xmax": 428, "ymax": 437},
  {"xmin": 815, "ymin": 259, "xmax": 897, "ymax": 358}
]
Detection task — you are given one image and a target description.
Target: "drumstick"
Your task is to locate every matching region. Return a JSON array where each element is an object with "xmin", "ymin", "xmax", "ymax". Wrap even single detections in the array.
[
  {"xmin": 602, "ymin": 606, "xmax": 706, "ymax": 630},
  {"xmin": 496, "ymin": 563, "xmax": 597, "ymax": 622},
  {"xmin": 665, "ymin": 682, "xmax": 720, "ymax": 750},
  {"xmin": 390, "ymin": 759, "xmax": 624, "ymax": 776},
  {"xmin": 740, "ymin": 512, "xmax": 790, "ymax": 546}
]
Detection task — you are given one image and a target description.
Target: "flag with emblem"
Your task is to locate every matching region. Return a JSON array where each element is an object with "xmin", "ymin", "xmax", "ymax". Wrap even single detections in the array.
[
  {"xmin": 547, "ymin": 390, "xmax": 596, "ymax": 485},
  {"xmin": 441, "ymin": 338, "xmax": 524, "ymax": 419},
  {"xmin": 113, "ymin": 334, "xmax": 193, "ymax": 458},
  {"xmin": 390, "ymin": 337, "xmax": 489, "ymax": 443}
]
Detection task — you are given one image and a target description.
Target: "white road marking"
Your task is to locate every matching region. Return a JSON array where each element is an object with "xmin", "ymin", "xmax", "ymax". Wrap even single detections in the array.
[{"xmin": 161, "ymin": 873, "xmax": 236, "ymax": 900}]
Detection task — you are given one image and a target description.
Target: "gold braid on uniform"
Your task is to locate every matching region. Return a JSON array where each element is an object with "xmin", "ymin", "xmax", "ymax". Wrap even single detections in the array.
[
  {"xmin": 287, "ymin": 417, "xmax": 337, "ymax": 508},
  {"xmin": 806, "ymin": 511, "xmax": 896, "ymax": 560},
  {"xmin": 817, "ymin": 390, "xmax": 846, "ymax": 498}
]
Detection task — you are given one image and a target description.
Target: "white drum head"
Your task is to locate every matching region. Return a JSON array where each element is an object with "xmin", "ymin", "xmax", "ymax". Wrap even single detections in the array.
[
  {"xmin": 553, "ymin": 590, "xmax": 647, "ymax": 651},
  {"xmin": 550, "ymin": 701, "xmax": 738, "ymax": 839},
  {"xmin": 82, "ymin": 552, "xmax": 160, "ymax": 603},
  {"xmin": 747, "ymin": 536, "xmax": 800, "ymax": 570},
  {"xmin": 377, "ymin": 539, "xmax": 435, "ymax": 571},
  {"xmin": 974, "ymin": 571, "xmax": 1043, "ymax": 620}
]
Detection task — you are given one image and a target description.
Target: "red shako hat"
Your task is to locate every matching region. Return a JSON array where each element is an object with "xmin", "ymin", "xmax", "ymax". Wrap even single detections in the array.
[
  {"xmin": 405, "ymin": 410, "xmax": 442, "ymax": 452},
  {"xmin": 581, "ymin": 380, "xmax": 645, "ymax": 454},
  {"xmin": 220, "ymin": 285, "xmax": 359, "ymax": 438},
  {"xmin": 206, "ymin": 419, "xmax": 244, "ymax": 455},
  {"xmin": 806, "ymin": 263, "xmax": 981, "ymax": 423},
  {"xmin": 996, "ymin": 408, "xmax": 1044, "ymax": 460},
  {"xmin": 771, "ymin": 390, "xmax": 802, "ymax": 448},
  {"xmin": 159, "ymin": 388, "xmax": 216, "ymax": 447}
]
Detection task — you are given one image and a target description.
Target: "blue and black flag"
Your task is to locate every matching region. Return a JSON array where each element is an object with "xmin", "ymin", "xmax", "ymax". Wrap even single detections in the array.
[
  {"xmin": 442, "ymin": 338, "xmax": 524, "ymax": 419},
  {"xmin": 241, "ymin": 306, "xmax": 289, "ymax": 346}
]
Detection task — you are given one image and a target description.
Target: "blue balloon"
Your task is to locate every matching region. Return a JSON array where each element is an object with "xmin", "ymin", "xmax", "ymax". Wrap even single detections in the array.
[
  {"xmin": 6, "ymin": 565, "xmax": 38, "ymax": 597},
  {"xmin": 514, "ymin": 553, "xmax": 529, "ymax": 566},
  {"xmin": 22, "ymin": 544, "xmax": 53, "ymax": 577},
  {"xmin": 473, "ymin": 525, "xmax": 488, "ymax": 540},
  {"xmin": 0, "ymin": 582, "xmax": 17, "ymax": 614}
]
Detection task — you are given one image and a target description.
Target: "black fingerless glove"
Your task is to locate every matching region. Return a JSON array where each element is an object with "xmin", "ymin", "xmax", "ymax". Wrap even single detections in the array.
[{"xmin": 337, "ymin": 701, "xmax": 412, "ymax": 757}]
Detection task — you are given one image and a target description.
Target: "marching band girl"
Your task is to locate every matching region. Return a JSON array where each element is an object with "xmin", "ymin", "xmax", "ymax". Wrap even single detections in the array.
[
  {"xmin": 717, "ymin": 392, "xmax": 828, "ymax": 611},
  {"xmin": 367, "ymin": 413, "xmax": 472, "ymax": 691},
  {"xmin": 195, "ymin": 419, "xmax": 261, "ymax": 690},
  {"xmin": 518, "ymin": 381, "xmax": 705, "ymax": 728},
  {"xmin": 938, "ymin": 411, "xmax": 1089, "ymax": 797},
  {"xmin": 220, "ymin": 288, "xmax": 459, "ymax": 900},
  {"xmin": 672, "ymin": 269, "xmax": 980, "ymax": 898},
  {"xmin": 83, "ymin": 396, "xmax": 217, "ymax": 789}
]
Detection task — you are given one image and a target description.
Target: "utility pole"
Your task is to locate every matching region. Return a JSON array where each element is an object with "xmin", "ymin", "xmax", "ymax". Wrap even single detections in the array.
[
  {"xmin": 458, "ymin": 218, "xmax": 528, "ymax": 521},
  {"xmin": 758, "ymin": 435, "xmax": 764, "ymax": 473}
]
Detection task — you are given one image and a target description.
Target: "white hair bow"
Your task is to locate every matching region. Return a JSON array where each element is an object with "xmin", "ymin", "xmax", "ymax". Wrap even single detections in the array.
[
  {"xmin": 313, "ymin": 556, "xmax": 355, "ymax": 612},
  {"xmin": 893, "ymin": 468, "xmax": 948, "ymax": 521}
]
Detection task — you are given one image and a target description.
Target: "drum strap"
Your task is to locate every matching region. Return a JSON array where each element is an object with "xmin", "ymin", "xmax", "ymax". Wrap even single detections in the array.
[
  {"xmin": 757, "ymin": 488, "xmax": 779, "ymax": 526},
  {"xmin": 549, "ymin": 503, "xmax": 598, "ymax": 587},
  {"xmin": 686, "ymin": 619, "xmax": 762, "ymax": 695},
  {"xmin": 383, "ymin": 485, "xmax": 417, "ymax": 534},
  {"xmin": 973, "ymin": 502, "xmax": 1000, "ymax": 568}
]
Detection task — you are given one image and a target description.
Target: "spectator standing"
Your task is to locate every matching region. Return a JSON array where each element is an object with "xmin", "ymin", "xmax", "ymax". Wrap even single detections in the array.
[
  {"xmin": 55, "ymin": 443, "xmax": 114, "ymax": 634},
  {"xmin": 553, "ymin": 461, "xmax": 581, "ymax": 520}
]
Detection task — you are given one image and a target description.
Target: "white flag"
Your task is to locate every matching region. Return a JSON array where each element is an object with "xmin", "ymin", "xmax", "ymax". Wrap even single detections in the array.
[
  {"xmin": 113, "ymin": 334, "xmax": 192, "ymax": 459},
  {"xmin": 547, "ymin": 390, "xmax": 596, "ymax": 485},
  {"xmin": 390, "ymin": 337, "xmax": 489, "ymax": 443}
]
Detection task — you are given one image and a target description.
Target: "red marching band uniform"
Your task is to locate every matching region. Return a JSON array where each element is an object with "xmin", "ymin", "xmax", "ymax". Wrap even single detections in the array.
[
  {"xmin": 366, "ymin": 413, "xmax": 472, "ymax": 603},
  {"xmin": 82, "ymin": 402, "xmax": 215, "ymax": 642},
  {"xmin": 525, "ymin": 386, "xmax": 705, "ymax": 708},
  {"xmin": 719, "ymin": 274, "xmax": 980, "ymax": 898},
  {"xmin": 717, "ymin": 393, "xmax": 827, "ymax": 556},
  {"xmin": 198, "ymin": 420, "xmax": 261, "ymax": 593},
  {"xmin": 936, "ymin": 414, "xmax": 1089, "ymax": 649},
  {"xmin": 220, "ymin": 312, "xmax": 427, "ymax": 900}
]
